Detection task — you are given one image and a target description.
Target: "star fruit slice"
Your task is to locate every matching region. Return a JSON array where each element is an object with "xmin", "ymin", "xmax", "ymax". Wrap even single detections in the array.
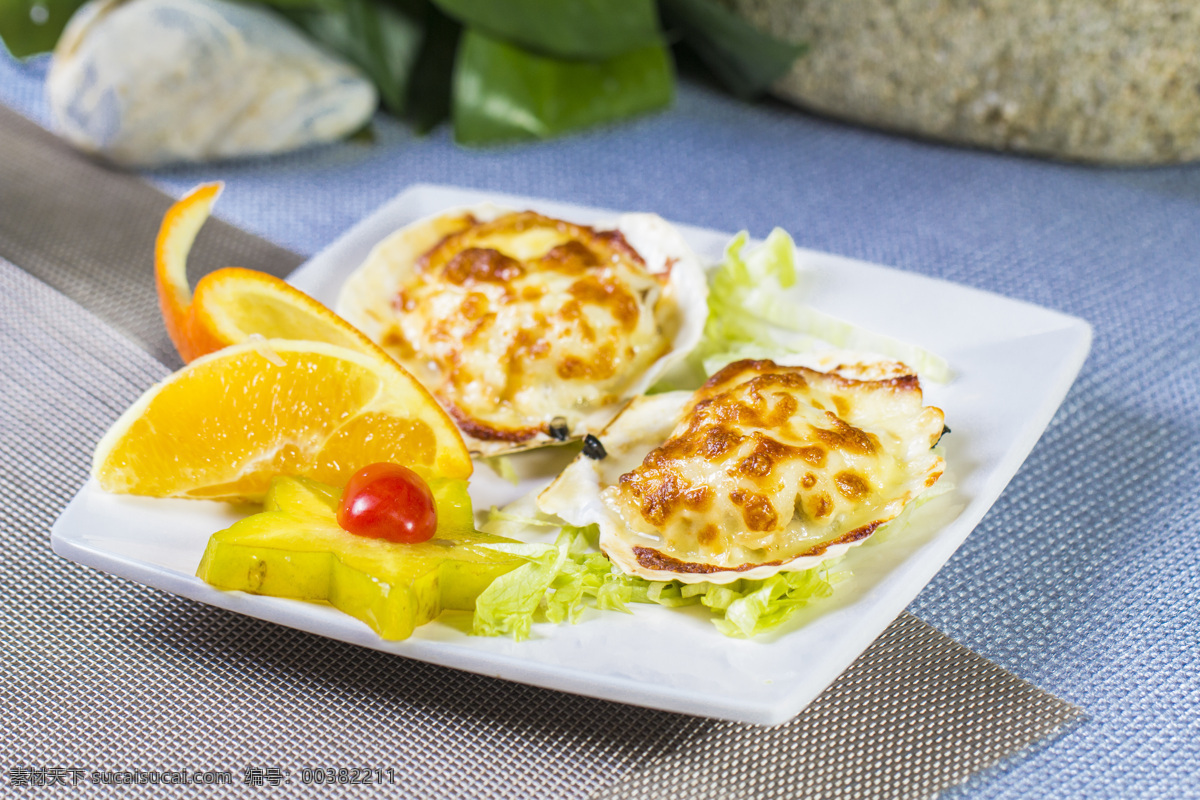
[{"xmin": 197, "ymin": 475, "xmax": 524, "ymax": 639}]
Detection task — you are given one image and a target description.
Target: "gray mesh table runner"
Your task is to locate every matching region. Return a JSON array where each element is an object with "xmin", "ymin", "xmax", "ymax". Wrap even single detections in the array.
[
  {"xmin": 0, "ymin": 105, "xmax": 1082, "ymax": 798},
  {"xmin": 0, "ymin": 107, "xmax": 304, "ymax": 366}
]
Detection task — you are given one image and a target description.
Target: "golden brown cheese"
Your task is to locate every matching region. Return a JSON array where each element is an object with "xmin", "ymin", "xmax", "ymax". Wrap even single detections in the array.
[
  {"xmin": 379, "ymin": 211, "xmax": 676, "ymax": 443},
  {"xmin": 587, "ymin": 359, "xmax": 945, "ymax": 577}
]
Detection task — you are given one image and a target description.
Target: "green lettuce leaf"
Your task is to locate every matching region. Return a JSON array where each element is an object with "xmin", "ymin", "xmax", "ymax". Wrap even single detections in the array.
[
  {"xmin": 481, "ymin": 454, "xmax": 520, "ymax": 485},
  {"xmin": 711, "ymin": 570, "xmax": 836, "ymax": 637},
  {"xmin": 472, "ymin": 522, "xmax": 844, "ymax": 640},
  {"xmin": 667, "ymin": 228, "xmax": 952, "ymax": 387},
  {"xmin": 452, "ymin": 29, "xmax": 673, "ymax": 145},
  {"xmin": 432, "ymin": 0, "xmax": 660, "ymax": 61},
  {"xmin": 471, "ymin": 540, "xmax": 565, "ymax": 641},
  {"xmin": 473, "ymin": 526, "xmax": 637, "ymax": 640}
]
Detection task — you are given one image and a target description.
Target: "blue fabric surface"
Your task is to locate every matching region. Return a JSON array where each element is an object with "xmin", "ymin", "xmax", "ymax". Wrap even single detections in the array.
[{"xmin": 4, "ymin": 53, "xmax": 1198, "ymax": 798}]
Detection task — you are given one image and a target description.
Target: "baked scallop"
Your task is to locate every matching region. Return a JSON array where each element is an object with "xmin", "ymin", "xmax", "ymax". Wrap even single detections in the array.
[
  {"xmin": 538, "ymin": 355, "xmax": 946, "ymax": 583},
  {"xmin": 337, "ymin": 206, "xmax": 707, "ymax": 456}
]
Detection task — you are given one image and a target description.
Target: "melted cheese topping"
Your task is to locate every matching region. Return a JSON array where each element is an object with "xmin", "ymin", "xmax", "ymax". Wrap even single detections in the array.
[
  {"xmin": 539, "ymin": 357, "xmax": 945, "ymax": 582},
  {"xmin": 377, "ymin": 211, "xmax": 677, "ymax": 442}
]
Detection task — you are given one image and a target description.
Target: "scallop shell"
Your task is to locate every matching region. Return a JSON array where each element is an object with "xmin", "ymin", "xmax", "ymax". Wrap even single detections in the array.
[
  {"xmin": 336, "ymin": 204, "xmax": 709, "ymax": 457},
  {"xmin": 538, "ymin": 355, "xmax": 946, "ymax": 584}
]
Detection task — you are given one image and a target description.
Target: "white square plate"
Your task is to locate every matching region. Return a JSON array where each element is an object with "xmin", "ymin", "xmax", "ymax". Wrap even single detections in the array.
[{"xmin": 52, "ymin": 185, "xmax": 1091, "ymax": 725}]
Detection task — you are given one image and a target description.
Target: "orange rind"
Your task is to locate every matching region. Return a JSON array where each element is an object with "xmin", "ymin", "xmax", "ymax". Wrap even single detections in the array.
[{"xmin": 154, "ymin": 182, "xmax": 382, "ymax": 363}]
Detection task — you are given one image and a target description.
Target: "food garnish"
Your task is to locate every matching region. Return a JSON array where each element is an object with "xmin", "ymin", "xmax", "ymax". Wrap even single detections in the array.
[
  {"xmin": 661, "ymin": 228, "xmax": 952, "ymax": 389},
  {"xmin": 155, "ymin": 182, "xmax": 384, "ymax": 363},
  {"xmin": 197, "ymin": 475, "xmax": 523, "ymax": 640},
  {"xmin": 471, "ymin": 519, "xmax": 845, "ymax": 640},
  {"xmin": 338, "ymin": 463, "xmax": 439, "ymax": 544},
  {"xmin": 91, "ymin": 339, "xmax": 471, "ymax": 502}
]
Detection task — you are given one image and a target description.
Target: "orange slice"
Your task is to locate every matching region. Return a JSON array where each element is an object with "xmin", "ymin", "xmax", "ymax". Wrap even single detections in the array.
[
  {"xmin": 155, "ymin": 182, "xmax": 380, "ymax": 363},
  {"xmin": 93, "ymin": 339, "xmax": 473, "ymax": 501}
]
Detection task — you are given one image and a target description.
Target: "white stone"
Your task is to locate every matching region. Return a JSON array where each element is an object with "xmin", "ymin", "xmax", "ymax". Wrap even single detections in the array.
[{"xmin": 47, "ymin": 0, "xmax": 377, "ymax": 166}]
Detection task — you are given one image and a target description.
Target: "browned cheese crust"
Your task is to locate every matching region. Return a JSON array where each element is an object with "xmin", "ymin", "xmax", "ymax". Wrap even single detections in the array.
[
  {"xmin": 384, "ymin": 211, "xmax": 671, "ymax": 442},
  {"xmin": 606, "ymin": 359, "xmax": 944, "ymax": 574}
]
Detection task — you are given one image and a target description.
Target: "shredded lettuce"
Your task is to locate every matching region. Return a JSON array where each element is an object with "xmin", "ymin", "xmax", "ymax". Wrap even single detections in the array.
[
  {"xmin": 472, "ymin": 522, "xmax": 846, "ymax": 640},
  {"xmin": 486, "ymin": 506, "xmax": 560, "ymax": 528},
  {"xmin": 473, "ymin": 525, "xmax": 639, "ymax": 640},
  {"xmin": 481, "ymin": 455, "xmax": 520, "ymax": 484},
  {"xmin": 698, "ymin": 228, "xmax": 805, "ymax": 370},
  {"xmin": 659, "ymin": 228, "xmax": 952, "ymax": 388},
  {"xmin": 631, "ymin": 563, "xmax": 845, "ymax": 638},
  {"xmin": 470, "ymin": 478, "xmax": 956, "ymax": 641},
  {"xmin": 470, "ymin": 539, "xmax": 566, "ymax": 641}
]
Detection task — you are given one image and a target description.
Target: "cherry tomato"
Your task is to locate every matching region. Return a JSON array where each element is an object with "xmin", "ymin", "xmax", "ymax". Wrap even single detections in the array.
[{"xmin": 337, "ymin": 463, "xmax": 438, "ymax": 543}]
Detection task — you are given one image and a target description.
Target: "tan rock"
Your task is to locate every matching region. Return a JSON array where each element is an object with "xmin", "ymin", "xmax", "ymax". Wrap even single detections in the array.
[{"xmin": 729, "ymin": 0, "xmax": 1200, "ymax": 164}]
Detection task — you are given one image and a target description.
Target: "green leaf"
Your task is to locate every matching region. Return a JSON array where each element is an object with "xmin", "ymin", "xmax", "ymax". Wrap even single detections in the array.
[
  {"xmin": 659, "ymin": 0, "xmax": 805, "ymax": 99},
  {"xmin": 0, "ymin": 0, "xmax": 87, "ymax": 58},
  {"xmin": 404, "ymin": 2, "xmax": 459, "ymax": 132},
  {"xmin": 432, "ymin": 0, "xmax": 659, "ymax": 61},
  {"xmin": 284, "ymin": 0, "xmax": 423, "ymax": 114},
  {"xmin": 471, "ymin": 514, "xmax": 848, "ymax": 640},
  {"xmin": 452, "ymin": 28, "xmax": 672, "ymax": 146}
]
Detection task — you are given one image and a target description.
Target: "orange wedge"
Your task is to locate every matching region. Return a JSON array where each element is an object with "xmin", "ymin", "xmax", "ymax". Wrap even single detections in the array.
[
  {"xmin": 93, "ymin": 339, "xmax": 473, "ymax": 501},
  {"xmin": 155, "ymin": 183, "xmax": 380, "ymax": 363}
]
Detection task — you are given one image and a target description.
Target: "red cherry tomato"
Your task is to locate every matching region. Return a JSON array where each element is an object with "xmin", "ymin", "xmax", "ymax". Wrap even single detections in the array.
[{"xmin": 337, "ymin": 463, "xmax": 438, "ymax": 543}]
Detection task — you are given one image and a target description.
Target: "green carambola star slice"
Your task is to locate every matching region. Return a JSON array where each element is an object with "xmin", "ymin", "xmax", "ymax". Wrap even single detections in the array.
[{"xmin": 197, "ymin": 475, "xmax": 524, "ymax": 639}]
